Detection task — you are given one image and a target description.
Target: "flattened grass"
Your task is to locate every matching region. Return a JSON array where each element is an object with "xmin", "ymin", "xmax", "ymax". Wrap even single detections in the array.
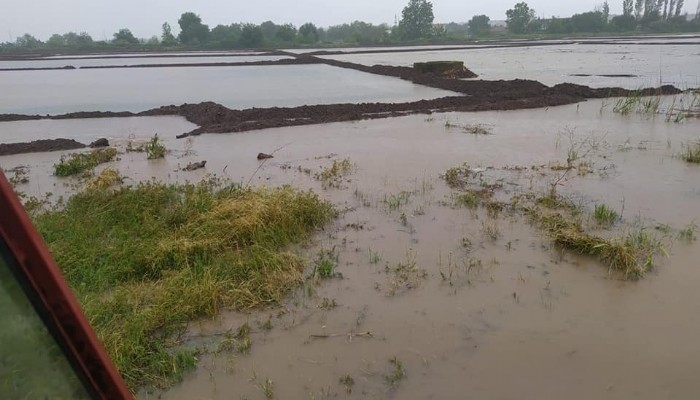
[{"xmin": 33, "ymin": 180, "xmax": 334, "ymax": 390}]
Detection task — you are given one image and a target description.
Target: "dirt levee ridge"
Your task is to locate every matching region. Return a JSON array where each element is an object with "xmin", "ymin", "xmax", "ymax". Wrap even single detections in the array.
[{"xmin": 0, "ymin": 138, "xmax": 86, "ymax": 156}]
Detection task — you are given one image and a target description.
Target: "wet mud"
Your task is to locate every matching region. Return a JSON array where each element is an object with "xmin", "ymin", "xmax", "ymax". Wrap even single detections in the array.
[
  {"xmin": 0, "ymin": 138, "xmax": 85, "ymax": 156},
  {"xmin": 0, "ymin": 79, "xmax": 681, "ymax": 142}
]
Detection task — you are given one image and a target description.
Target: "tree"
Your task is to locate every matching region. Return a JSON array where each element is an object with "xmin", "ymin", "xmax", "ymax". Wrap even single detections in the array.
[
  {"xmin": 675, "ymin": 0, "xmax": 684, "ymax": 16},
  {"xmin": 570, "ymin": 11, "xmax": 606, "ymax": 32},
  {"xmin": 15, "ymin": 34, "xmax": 42, "ymax": 49},
  {"xmin": 113, "ymin": 28, "xmax": 139, "ymax": 45},
  {"xmin": 239, "ymin": 24, "xmax": 263, "ymax": 47},
  {"xmin": 610, "ymin": 14, "xmax": 637, "ymax": 30},
  {"xmin": 275, "ymin": 24, "xmax": 297, "ymax": 42},
  {"xmin": 506, "ymin": 2, "xmax": 537, "ymax": 34},
  {"xmin": 161, "ymin": 22, "xmax": 177, "ymax": 45},
  {"xmin": 46, "ymin": 34, "xmax": 66, "ymax": 47},
  {"xmin": 260, "ymin": 21, "xmax": 278, "ymax": 42},
  {"xmin": 623, "ymin": 0, "xmax": 634, "ymax": 16},
  {"xmin": 398, "ymin": 0, "xmax": 435, "ymax": 40},
  {"xmin": 178, "ymin": 12, "xmax": 210, "ymax": 44},
  {"xmin": 468, "ymin": 15, "xmax": 491, "ymax": 36},
  {"xmin": 635, "ymin": 0, "xmax": 644, "ymax": 18},
  {"xmin": 299, "ymin": 22, "xmax": 319, "ymax": 43},
  {"xmin": 603, "ymin": 1, "xmax": 611, "ymax": 21},
  {"xmin": 210, "ymin": 24, "xmax": 241, "ymax": 47}
]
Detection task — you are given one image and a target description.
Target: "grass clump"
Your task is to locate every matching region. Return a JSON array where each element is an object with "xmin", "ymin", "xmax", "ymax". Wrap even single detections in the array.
[
  {"xmin": 443, "ymin": 164, "xmax": 472, "ymax": 189},
  {"xmin": 84, "ymin": 168, "xmax": 124, "ymax": 191},
  {"xmin": 681, "ymin": 140, "xmax": 700, "ymax": 163},
  {"xmin": 533, "ymin": 212, "xmax": 665, "ymax": 279},
  {"xmin": 32, "ymin": 180, "xmax": 334, "ymax": 390},
  {"xmin": 145, "ymin": 134, "xmax": 167, "ymax": 159},
  {"xmin": 593, "ymin": 203, "xmax": 619, "ymax": 226},
  {"xmin": 53, "ymin": 148, "xmax": 117, "ymax": 176},
  {"xmin": 314, "ymin": 158, "xmax": 353, "ymax": 188}
]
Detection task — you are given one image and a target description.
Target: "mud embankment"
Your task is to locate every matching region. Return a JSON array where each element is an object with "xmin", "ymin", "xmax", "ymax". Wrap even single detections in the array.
[{"xmin": 0, "ymin": 139, "xmax": 85, "ymax": 156}]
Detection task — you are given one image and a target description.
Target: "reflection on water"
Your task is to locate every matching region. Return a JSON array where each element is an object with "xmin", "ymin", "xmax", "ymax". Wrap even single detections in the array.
[{"xmin": 0, "ymin": 55, "xmax": 291, "ymax": 69}]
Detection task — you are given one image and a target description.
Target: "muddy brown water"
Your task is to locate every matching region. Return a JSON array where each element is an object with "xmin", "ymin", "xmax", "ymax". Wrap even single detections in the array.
[{"xmin": 2, "ymin": 97, "xmax": 699, "ymax": 399}]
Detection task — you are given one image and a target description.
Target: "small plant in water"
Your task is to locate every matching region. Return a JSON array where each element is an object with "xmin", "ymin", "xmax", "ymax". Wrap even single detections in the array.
[
  {"xmin": 384, "ymin": 357, "xmax": 406, "ymax": 388},
  {"xmin": 339, "ymin": 374, "xmax": 355, "ymax": 394},
  {"xmin": 679, "ymin": 222, "xmax": 697, "ymax": 241},
  {"xmin": 593, "ymin": 203, "xmax": 618, "ymax": 226},
  {"xmin": 145, "ymin": 134, "xmax": 167, "ymax": 159},
  {"xmin": 681, "ymin": 140, "xmax": 700, "ymax": 163}
]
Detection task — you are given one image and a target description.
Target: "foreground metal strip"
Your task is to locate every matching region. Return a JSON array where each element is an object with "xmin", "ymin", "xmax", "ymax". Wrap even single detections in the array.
[{"xmin": 0, "ymin": 171, "xmax": 132, "ymax": 399}]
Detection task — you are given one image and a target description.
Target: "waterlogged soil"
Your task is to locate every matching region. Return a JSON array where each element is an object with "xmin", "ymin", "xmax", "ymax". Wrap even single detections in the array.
[{"xmin": 4, "ymin": 98, "xmax": 700, "ymax": 399}]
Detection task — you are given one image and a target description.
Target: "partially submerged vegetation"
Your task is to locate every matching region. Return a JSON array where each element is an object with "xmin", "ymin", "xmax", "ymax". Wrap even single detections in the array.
[
  {"xmin": 145, "ymin": 134, "xmax": 167, "ymax": 159},
  {"xmin": 681, "ymin": 140, "xmax": 700, "ymax": 163},
  {"xmin": 32, "ymin": 178, "xmax": 335, "ymax": 389},
  {"xmin": 53, "ymin": 148, "xmax": 117, "ymax": 176},
  {"xmin": 314, "ymin": 158, "xmax": 353, "ymax": 188}
]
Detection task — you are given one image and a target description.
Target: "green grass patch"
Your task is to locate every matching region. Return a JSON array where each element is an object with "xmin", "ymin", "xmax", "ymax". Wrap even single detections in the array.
[
  {"xmin": 32, "ymin": 180, "xmax": 334, "ymax": 390},
  {"xmin": 314, "ymin": 158, "xmax": 353, "ymax": 188},
  {"xmin": 53, "ymin": 148, "xmax": 117, "ymax": 176},
  {"xmin": 593, "ymin": 203, "xmax": 619, "ymax": 226}
]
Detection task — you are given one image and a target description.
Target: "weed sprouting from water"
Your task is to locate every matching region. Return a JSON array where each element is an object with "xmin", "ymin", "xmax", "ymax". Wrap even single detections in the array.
[
  {"xmin": 384, "ymin": 357, "xmax": 406, "ymax": 388},
  {"xmin": 315, "ymin": 158, "xmax": 353, "ymax": 188},
  {"xmin": 443, "ymin": 164, "xmax": 472, "ymax": 189},
  {"xmin": 384, "ymin": 191, "xmax": 411, "ymax": 211},
  {"xmin": 680, "ymin": 141, "xmax": 700, "ymax": 163},
  {"xmin": 145, "ymin": 134, "xmax": 167, "ymax": 159},
  {"xmin": 593, "ymin": 203, "xmax": 619, "ymax": 226},
  {"xmin": 53, "ymin": 148, "xmax": 117, "ymax": 176},
  {"xmin": 339, "ymin": 374, "xmax": 355, "ymax": 394},
  {"xmin": 84, "ymin": 168, "xmax": 124, "ymax": 191},
  {"xmin": 679, "ymin": 222, "xmax": 697, "ymax": 241},
  {"xmin": 369, "ymin": 248, "xmax": 383, "ymax": 264},
  {"xmin": 313, "ymin": 247, "xmax": 339, "ymax": 279},
  {"xmin": 32, "ymin": 180, "xmax": 335, "ymax": 389}
]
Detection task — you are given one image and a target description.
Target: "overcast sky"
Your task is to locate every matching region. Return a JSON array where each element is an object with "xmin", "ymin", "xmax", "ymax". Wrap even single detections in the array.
[{"xmin": 2, "ymin": 0, "xmax": 699, "ymax": 41}]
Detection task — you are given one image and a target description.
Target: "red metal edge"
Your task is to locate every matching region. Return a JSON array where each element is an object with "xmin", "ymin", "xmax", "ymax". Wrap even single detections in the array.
[{"xmin": 0, "ymin": 170, "xmax": 132, "ymax": 399}]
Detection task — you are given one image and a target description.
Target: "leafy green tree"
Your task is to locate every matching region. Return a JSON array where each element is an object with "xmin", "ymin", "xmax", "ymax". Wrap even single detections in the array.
[
  {"xmin": 602, "ymin": 1, "xmax": 610, "ymax": 21},
  {"xmin": 161, "ymin": 22, "xmax": 177, "ymax": 45},
  {"xmin": 260, "ymin": 21, "xmax": 278, "ymax": 42},
  {"xmin": 506, "ymin": 2, "xmax": 537, "ymax": 34},
  {"xmin": 275, "ymin": 24, "xmax": 297, "ymax": 42},
  {"xmin": 398, "ymin": 0, "xmax": 435, "ymax": 40},
  {"xmin": 635, "ymin": 0, "xmax": 644, "ymax": 18},
  {"xmin": 674, "ymin": 0, "xmax": 684, "ymax": 16},
  {"xmin": 113, "ymin": 28, "xmax": 139, "ymax": 45},
  {"xmin": 46, "ymin": 34, "xmax": 66, "ymax": 47},
  {"xmin": 210, "ymin": 24, "xmax": 241, "ymax": 46},
  {"xmin": 570, "ymin": 11, "xmax": 606, "ymax": 32},
  {"xmin": 239, "ymin": 24, "xmax": 263, "ymax": 47},
  {"xmin": 63, "ymin": 32, "xmax": 93, "ymax": 48},
  {"xmin": 610, "ymin": 14, "xmax": 637, "ymax": 30},
  {"xmin": 299, "ymin": 22, "xmax": 319, "ymax": 43},
  {"xmin": 178, "ymin": 12, "xmax": 210, "ymax": 44},
  {"xmin": 467, "ymin": 15, "xmax": 491, "ymax": 36},
  {"xmin": 547, "ymin": 17, "xmax": 573, "ymax": 33},
  {"xmin": 15, "ymin": 34, "xmax": 42, "ymax": 49}
]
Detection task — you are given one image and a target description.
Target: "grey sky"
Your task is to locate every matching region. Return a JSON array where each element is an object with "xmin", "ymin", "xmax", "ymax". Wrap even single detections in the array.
[{"xmin": 2, "ymin": 0, "xmax": 699, "ymax": 41}]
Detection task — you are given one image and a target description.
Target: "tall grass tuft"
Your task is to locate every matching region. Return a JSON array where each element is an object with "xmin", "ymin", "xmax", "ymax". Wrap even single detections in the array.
[
  {"xmin": 33, "ymin": 180, "xmax": 335, "ymax": 390},
  {"xmin": 145, "ymin": 134, "xmax": 167, "ymax": 159}
]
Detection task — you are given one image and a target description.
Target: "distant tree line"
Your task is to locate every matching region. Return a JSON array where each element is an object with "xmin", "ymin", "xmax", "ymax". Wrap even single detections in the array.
[
  {"xmin": 1, "ymin": 0, "xmax": 699, "ymax": 54},
  {"xmin": 506, "ymin": 0, "xmax": 699, "ymax": 35}
]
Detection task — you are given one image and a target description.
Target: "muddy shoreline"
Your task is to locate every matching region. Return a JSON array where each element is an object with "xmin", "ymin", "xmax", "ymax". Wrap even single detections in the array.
[{"xmin": 0, "ymin": 138, "xmax": 85, "ymax": 156}]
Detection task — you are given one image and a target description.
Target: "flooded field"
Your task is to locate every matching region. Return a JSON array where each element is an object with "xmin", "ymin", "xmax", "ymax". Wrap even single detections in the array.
[
  {"xmin": 0, "ymin": 64, "xmax": 454, "ymax": 115},
  {"xmin": 322, "ymin": 43, "xmax": 700, "ymax": 89},
  {"xmin": 1, "ymin": 37, "xmax": 699, "ymax": 399}
]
